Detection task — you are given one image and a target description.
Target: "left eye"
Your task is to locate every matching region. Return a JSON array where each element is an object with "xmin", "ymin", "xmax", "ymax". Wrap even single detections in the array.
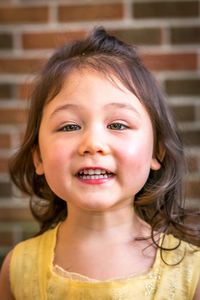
[
  {"xmin": 59, "ymin": 124, "xmax": 81, "ymax": 131},
  {"xmin": 107, "ymin": 123, "xmax": 129, "ymax": 130}
]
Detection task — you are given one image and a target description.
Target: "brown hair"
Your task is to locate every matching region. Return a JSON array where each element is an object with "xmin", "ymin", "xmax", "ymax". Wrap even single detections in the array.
[{"xmin": 10, "ymin": 27, "xmax": 199, "ymax": 246}]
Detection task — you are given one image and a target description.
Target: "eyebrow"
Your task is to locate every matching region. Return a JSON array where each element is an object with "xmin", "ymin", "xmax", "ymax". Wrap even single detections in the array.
[
  {"xmin": 49, "ymin": 103, "xmax": 81, "ymax": 119},
  {"xmin": 104, "ymin": 102, "xmax": 141, "ymax": 117},
  {"xmin": 50, "ymin": 102, "xmax": 141, "ymax": 119}
]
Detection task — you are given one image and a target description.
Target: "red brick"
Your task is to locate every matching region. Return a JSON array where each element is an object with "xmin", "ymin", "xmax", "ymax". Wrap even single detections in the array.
[
  {"xmin": 0, "ymin": 58, "xmax": 45, "ymax": 74},
  {"xmin": 0, "ymin": 108, "xmax": 27, "ymax": 124},
  {"xmin": 0, "ymin": 181, "xmax": 12, "ymax": 197},
  {"xmin": 0, "ymin": 232, "xmax": 12, "ymax": 246},
  {"xmin": 180, "ymin": 130, "xmax": 200, "ymax": 146},
  {"xmin": 17, "ymin": 82, "xmax": 33, "ymax": 100},
  {"xmin": 0, "ymin": 157, "xmax": 9, "ymax": 173},
  {"xmin": 0, "ymin": 84, "xmax": 13, "ymax": 99},
  {"xmin": 171, "ymin": 105, "xmax": 195, "ymax": 122},
  {"xmin": 166, "ymin": 79, "xmax": 200, "ymax": 96},
  {"xmin": 0, "ymin": 0, "xmax": 13, "ymax": 3},
  {"xmin": 0, "ymin": 207, "xmax": 33, "ymax": 221},
  {"xmin": 20, "ymin": 129, "xmax": 26, "ymax": 144},
  {"xmin": 133, "ymin": 1, "xmax": 198, "ymax": 19},
  {"xmin": 0, "ymin": 6, "xmax": 49, "ymax": 24},
  {"xmin": 141, "ymin": 53, "xmax": 197, "ymax": 71},
  {"xmin": 0, "ymin": 33, "xmax": 13, "ymax": 49},
  {"xmin": 0, "ymin": 134, "xmax": 11, "ymax": 149},
  {"xmin": 58, "ymin": 3, "xmax": 123, "ymax": 22},
  {"xmin": 186, "ymin": 155, "xmax": 199, "ymax": 173},
  {"xmin": 171, "ymin": 26, "xmax": 200, "ymax": 44},
  {"xmin": 186, "ymin": 180, "xmax": 200, "ymax": 199},
  {"xmin": 112, "ymin": 28, "xmax": 161, "ymax": 45},
  {"xmin": 22, "ymin": 30, "xmax": 86, "ymax": 50}
]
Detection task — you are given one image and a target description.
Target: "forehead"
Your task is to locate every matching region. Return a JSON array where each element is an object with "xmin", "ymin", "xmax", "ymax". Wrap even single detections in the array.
[
  {"xmin": 62, "ymin": 68, "xmax": 129, "ymax": 96},
  {"xmin": 45, "ymin": 60, "xmax": 139, "ymax": 102},
  {"xmin": 48, "ymin": 67, "xmax": 139, "ymax": 104},
  {"xmin": 43, "ymin": 68, "xmax": 148, "ymax": 116},
  {"xmin": 38, "ymin": 71, "xmax": 156, "ymax": 140}
]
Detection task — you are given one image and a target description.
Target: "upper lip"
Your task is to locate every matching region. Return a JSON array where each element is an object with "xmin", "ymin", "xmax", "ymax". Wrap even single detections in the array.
[{"xmin": 76, "ymin": 167, "xmax": 114, "ymax": 175}]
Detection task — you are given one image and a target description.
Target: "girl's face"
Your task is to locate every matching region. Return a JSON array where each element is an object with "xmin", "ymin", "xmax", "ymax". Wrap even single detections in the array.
[{"xmin": 33, "ymin": 69, "xmax": 160, "ymax": 212}]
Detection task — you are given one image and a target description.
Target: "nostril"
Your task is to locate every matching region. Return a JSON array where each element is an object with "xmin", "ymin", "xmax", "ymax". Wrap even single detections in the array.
[{"xmin": 78, "ymin": 140, "xmax": 110, "ymax": 156}]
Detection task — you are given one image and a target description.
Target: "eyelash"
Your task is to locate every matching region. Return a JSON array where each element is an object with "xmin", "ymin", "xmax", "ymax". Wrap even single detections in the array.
[
  {"xmin": 107, "ymin": 122, "xmax": 129, "ymax": 130},
  {"xmin": 58, "ymin": 122, "xmax": 129, "ymax": 132},
  {"xmin": 59, "ymin": 124, "xmax": 81, "ymax": 131}
]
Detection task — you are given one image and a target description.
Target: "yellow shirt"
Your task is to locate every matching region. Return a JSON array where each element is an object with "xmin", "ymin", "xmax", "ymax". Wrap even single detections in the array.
[{"xmin": 10, "ymin": 224, "xmax": 200, "ymax": 300}]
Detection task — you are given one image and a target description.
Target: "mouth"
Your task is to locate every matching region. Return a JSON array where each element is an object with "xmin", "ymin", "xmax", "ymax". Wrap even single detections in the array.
[{"xmin": 76, "ymin": 168, "xmax": 114, "ymax": 180}]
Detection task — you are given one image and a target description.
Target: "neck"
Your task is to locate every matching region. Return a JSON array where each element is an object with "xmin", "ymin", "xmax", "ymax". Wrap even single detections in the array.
[{"xmin": 59, "ymin": 204, "xmax": 150, "ymax": 244}]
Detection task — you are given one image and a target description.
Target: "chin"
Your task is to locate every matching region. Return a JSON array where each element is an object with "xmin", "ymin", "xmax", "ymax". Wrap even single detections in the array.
[{"xmin": 77, "ymin": 199, "xmax": 118, "ymax": 212}]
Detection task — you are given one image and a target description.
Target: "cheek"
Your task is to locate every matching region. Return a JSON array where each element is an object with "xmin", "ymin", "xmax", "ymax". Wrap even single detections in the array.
[
  {"xmin": 118, "ymin": 136, "xmax": 154, "ymax": 163},
  {"xmin": 120, "ymin": 149, "xmax": 152, "ymax": 175},
  {"xmin": 44, "ymin": 150, "xmax": 63, "ymax": 169},
  {"xmin": 116, "ymin": 134, "xmax": 154, "ymax": 179},
  {"xmin": 40, "ymin": 144, "xmax": 73, "ymax": 198},
  {"xmin": 40, "ymin": 140, "xmax": 71, "ymax": 172}
]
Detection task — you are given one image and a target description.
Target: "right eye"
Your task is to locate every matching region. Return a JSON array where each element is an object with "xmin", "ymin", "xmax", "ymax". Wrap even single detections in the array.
[{"xmin": 59, "ymin": 124, "xmax": 81, "ymax": 132}]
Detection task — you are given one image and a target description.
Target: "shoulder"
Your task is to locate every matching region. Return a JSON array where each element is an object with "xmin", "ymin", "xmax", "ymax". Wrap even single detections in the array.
[
  {"xmin": 167, "ymin": 233, "xmax": 200, "ymax": 263},
  {"xmin": 12, "ymin": 225, "xmax": 58, "ymax": 256},
  {"xmin": 194, "ymin": 279, "xmax": 200, "ymax": 300},
  {"xmin": 0, "ymin": 250, "xmax": 15, "ymax": 300},
  {"xmin": 0, "ymin": 234, "xmax": 44, "ymax": 300},
  {"xmin": 8, "ymin": 227, "xmax": 57, "ymax": 299},
  {"xmin": 0, "ymin": 235, "xmax": 43, "ymax": 299},
  {"xmin": 166, "ymin": 234, "xmax": 200, "ymax": 298},
  {"xmin": 181, "ymin": 240, "xmax": 200, "ymax": 300},
  {"xmin": 11, "ymin": 226, "xmax": 57, "ymax": 268},
  {"xmin": 12, "ymin": 232, "xmax": 43, "ymax": 252},
  {"xmin": 10, "ymin": 225, "xmax": 59, "ymax": 273},
  {"xmin": 164, "ymin": 233, "xmax": 200, "ymax": 252}
]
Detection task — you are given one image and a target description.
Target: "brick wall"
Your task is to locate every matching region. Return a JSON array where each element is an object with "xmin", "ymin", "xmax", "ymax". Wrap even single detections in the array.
[{"xmin": 0, "ymin": 0, "xmax": 200, "ymax": 265}]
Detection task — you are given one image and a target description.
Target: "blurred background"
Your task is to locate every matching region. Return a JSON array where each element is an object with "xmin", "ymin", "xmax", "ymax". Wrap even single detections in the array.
[{"xmin": 0, "ymin": 0, "xmax": 200, "ymax": 266}]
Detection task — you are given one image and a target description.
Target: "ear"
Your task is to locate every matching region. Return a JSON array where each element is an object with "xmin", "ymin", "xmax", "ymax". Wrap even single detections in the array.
[
  {"xmin": 151, "ymin": 143, "xmax": 165, "ymax": 171},
  {"xmin": 151, "ymin": 158, "xmax": 161, "ymax": 171},
  {"xmin": 32, "ymin": 147, "xmax": 44, "ymax": 175}
]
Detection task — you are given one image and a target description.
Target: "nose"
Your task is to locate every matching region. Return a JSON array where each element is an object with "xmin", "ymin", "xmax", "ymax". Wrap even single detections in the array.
[{"xmin": 78, "ymin": 128, "xmax": 110, "ymax": 156}]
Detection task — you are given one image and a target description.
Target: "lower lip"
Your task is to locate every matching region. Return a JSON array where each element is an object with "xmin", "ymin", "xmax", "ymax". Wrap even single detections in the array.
[{"xmin": 76, "ymin": 175, "xmax": 115, "ymax": 185}]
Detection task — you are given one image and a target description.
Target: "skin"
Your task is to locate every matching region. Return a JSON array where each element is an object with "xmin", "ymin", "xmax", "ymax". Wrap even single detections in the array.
[
  {"xmin": 33, "ymin": 68, "xmax": 161, "ymax": 279},
  {"xmin": 0, "ymin": 68, "xmax": 199, "ymax": 298},
  {"xmin": 34, "ymin": 69, "xmax": 160, "ymax": 212}
]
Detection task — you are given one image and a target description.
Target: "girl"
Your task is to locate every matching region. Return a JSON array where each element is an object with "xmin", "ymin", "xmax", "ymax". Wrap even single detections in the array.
[{"xmin": 0, "ymin": 27, "xmax": 199, "ymax": 299}]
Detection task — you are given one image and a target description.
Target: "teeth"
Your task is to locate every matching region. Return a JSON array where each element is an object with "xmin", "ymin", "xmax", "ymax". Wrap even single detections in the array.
[
  {"xmin": 82, "ymin": 174, "xmax": 111, "ymax": 179},
  {"xmin": 80, "ymin": 169, "xmax": 110, "ymax": 175},
  {"xmin": 78, "ymin": 168, "xmax": 113, "ymax": 179}
]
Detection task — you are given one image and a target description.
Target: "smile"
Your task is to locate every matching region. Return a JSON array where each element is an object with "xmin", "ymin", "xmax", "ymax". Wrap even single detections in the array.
[{"xmin": 76, "ymin": 168, "xmax": 114, "ymax": 181}]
